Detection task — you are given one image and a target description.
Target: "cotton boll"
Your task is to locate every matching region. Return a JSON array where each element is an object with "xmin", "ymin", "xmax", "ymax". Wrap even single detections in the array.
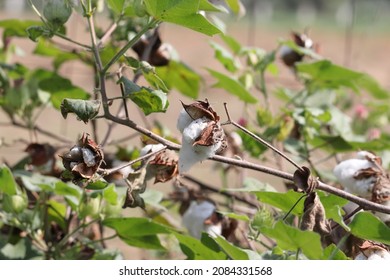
[
  {"xmin": 182, "ymin": 117, "xmax": 208, "ymax": 144},
  {"xmin": 140, "ymin": 143, "xmax": 165, "ymax": 157},
  {"xmin": 333, "ymin": 158, "xmax": 376, "ymax": 198},
  {"xmin": 204, "ymin": 224, "xmax": 222, "ymax": 238},
  {"xmin": 177, "ymin": 108, "xmax": 194, "ymax": 133},
  {"xmin": 179, "ymin": 140, "xmax": 211, "ymax": 173},
  {"xmin": 355, "ymin": 249, "xmax": 390, "ymax": 260},
  {"xmin": 182, "ymin": 200, "xmax": 218, "ymax": 239}
]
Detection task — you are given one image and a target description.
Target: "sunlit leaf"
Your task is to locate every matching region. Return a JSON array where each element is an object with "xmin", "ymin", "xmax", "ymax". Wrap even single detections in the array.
[
  {"xmin": 119, "ymin": 76, "xmax": 168, "ymax": 115},
  {"xmin": 261, "ymin": 220, "xmax": 323, "ymax": 259},
  {"xmin": 297, "ymin": 60, "xmax": 390, "ymax": 99},
  {"xmin": 0, "ymin": 165, "xmax": 18, "ymax": 195},
  {"xmin": 213, "ymin": 235, "xmax": 249, "ymax": 260},
  {"xmin": 255, "ymin": 190, "xmax": 305, "ymax": 216},
  {"xmin": 0, "ymin": 19, "xmax": 42, "ymax": 39},
  {"xmin": 103, "ymin": 217, "xmax": 171, "ymax": 237},
  {"xmin": 349, "ymin": 212, "xmax": 390, "ymax": 245},
  {"xmin": 210, "ymin": 41, "xmax": 240, "ymax": 73},
  {"xmin": 322, "ymin": 244, "xmax": 350, "ymax": 260},
  {"xmin": 173, "ymin": 232, "xmax": 227, "ymax": 260},
  {"xmin": 155, "ymin": 60, "xmax": 200, "ymax": 98},
  {"xmin": 144, "ymin": 0, "xmax": 222, "ymax": 36},
  {"xmin": 207, "ymin": 68, "xmax": 257, "ymax": 103}
]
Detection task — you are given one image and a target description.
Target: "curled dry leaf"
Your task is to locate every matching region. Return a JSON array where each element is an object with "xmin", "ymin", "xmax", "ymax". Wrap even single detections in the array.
[
  {"xmin": 293, "ymin": 166, "xmax": 318, "ymax": 194},
  {"xmin": 300, "ymin": 192, "xmax": 331, "ymax": 236},
  {"xmin": 60, "ymin": 133, "xmax": 103, "ymax": 180},
  {"xmin": 123, "ymin": 162, "xmax": 149, "ymax": 209},
  {"xmin": 181, "ymin": 99, "xmax": 218, "ymax": 121}
]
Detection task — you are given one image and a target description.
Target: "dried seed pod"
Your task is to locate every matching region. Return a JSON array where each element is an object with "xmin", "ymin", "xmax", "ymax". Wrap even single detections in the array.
[
  {"xmin": 60, "ymin": 133, "xmax": 103, "ymax": 180},
  {"xmin": 180, "ymin": 99, "xmax": 217, "ymax": 121},
  {"xmin": 280, "ymin": 31, "xmax": 316, "ymax": 68}
]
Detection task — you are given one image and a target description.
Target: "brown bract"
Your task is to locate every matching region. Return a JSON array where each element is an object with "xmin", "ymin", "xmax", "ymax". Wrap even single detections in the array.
[
  {"xmin": 60, "ymin": 133, "xmax": 103, "ymax": 180},
  {"xmin": 149, "ymin": 149, "xmax": 178, "ymax": 183},
  {"xmin": 25, "ymin": 143, "xmax": 56, "ymax": 167},
  {"xmin": 181, "ymin": 99, "xmax": 219, "ymax": 121}
]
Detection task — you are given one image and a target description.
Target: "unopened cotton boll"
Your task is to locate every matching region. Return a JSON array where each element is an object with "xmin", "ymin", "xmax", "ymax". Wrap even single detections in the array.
[
  {"xmin": 177, "ymin": 108, "xmax": 194, "ymax": 133},
  {"xmin": 182, "ymin": 200, "xmax": 221, "ymax": 239},
  {"xmin": 333, "ymin": 157, "xmax": 376, "ymax": 198}
]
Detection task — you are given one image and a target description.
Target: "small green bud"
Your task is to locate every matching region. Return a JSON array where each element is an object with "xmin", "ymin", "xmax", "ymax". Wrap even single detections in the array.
[
  {"xmin": 134, "ymin": 0, "xmax": 147, "ymax": 17},
  {"xmin": 43, "ymin": 0, "xmax": 73, "ymax": 30}
]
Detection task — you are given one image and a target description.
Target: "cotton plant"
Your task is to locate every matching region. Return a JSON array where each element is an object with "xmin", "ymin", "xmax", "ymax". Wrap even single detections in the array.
[
  {"xmin": 333, "ymin": 151, "xmax": 390, "ymax": 223},
  {"xmin": 176, "ymin": 99, "xmax": 227, "ymax": 173}
]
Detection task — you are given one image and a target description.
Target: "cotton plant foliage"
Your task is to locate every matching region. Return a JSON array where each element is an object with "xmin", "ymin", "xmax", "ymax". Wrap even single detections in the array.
[
  {"xmin": 333, "ymin": 151, "xmax": 390, "ymax": 223},
  {"xmin": 176, "ymin": 99, "xmax": 227, "ymax": 173}
]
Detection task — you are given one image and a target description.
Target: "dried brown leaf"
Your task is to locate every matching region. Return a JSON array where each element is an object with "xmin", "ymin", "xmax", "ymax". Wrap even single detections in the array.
[
  {"xmin": 301, "ymin": 192, "xmax": 331, "ymax": 235},
  {"xmin": 293, "ymin": 166, "xmax": 318, "ymax": 194}
]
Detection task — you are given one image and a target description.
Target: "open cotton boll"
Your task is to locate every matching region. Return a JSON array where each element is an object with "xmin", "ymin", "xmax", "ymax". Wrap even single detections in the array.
[
  {"xmin": 355, "ymin": 249, "xmax": 390, "ymax": 260},
  {"xmin": 178, "ymin": 117, "xmax": 220, "ymax": 173},
  {"xmin": 177, "ymin": 108, "xmax": 194, "ymax": 133},
  {"xmin": 140, "ymin": 143, "xmax": 165, "ymax": 157},
  {"xmin": 333, "ymin": 158, "xmax": 376, "ymax": 198},
  {"xmin": 182, "ymin": 200, "xmax": 220, "ymax": 239}
]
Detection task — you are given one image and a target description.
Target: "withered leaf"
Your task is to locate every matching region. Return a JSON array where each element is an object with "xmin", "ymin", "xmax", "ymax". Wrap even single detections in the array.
[
  {"xmin": 293, "ymin": 166, "xmax": 318, "ymax": 194},
  {"xmin": 181, "ymin": 99, "xmax": 218, "ymax": 121},
  {"xmin": 300, "ymin": 192, "xmax": 331, "ymax": 235},
  {"xmin": 123, "ymin": 161, "xmax": 149, "ymax": 209}
]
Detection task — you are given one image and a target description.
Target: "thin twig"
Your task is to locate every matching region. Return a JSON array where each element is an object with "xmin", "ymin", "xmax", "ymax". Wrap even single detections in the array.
[
  {"xmin": 1, "ymin": 121, "xmax": 73, "ymax": 144},
  {"xmin": 222, "ymin": 103, "xmax": 304, "ymax": 172},
  {"xmin": 100, "ymin": 145, "xmax": 167, "ymax": 176},
  {"xmin": 182, "ymin": 174, "xmax": 259, "ymax": 208}
]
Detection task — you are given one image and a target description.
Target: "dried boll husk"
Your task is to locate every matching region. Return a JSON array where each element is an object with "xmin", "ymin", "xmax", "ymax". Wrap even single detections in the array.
[{"xmin": 60, "ymin": 133, "xmax": 103, "ymax": 180}]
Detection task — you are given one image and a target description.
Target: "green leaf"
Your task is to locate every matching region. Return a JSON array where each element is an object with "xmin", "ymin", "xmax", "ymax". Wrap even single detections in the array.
[
  {"xmin": 103, "ymin": 184, "xmax": 118, "ymax": 205},
  {"xmin": 207, "ymin": 68, "xmax": 257, "ymax": 103},
  {"xmin": 225, "ymin": 0, "xmax": 242, "ymax": 14},
  {"xmin": 213, "ymin": 235, "xmax": 249, "ymax": 260},
  {"xmin": 103, "ymin": 217, "xmax": 171, "ymax": 237},
  {"xmin": 255, "ymin": 190, "xmax": 305, "ymax": 216},
  {"xmin": 26, "ymin": 26, "xmax": 47, "ymax": 42},
  {"xmin": 261, "ymin": 220, "xmax": 323, "ymax": 259},
  {"xmin": 322, "ymin": 244, "xmax": 350, "ymax": 260},
  {"xmin": 218, "ymin": 212, "xmax": 250, "ymax": 222},
  {"xmin": 155, "ymin": 60, "xmax": 200, "ymax": 98},
  {"xmin": 210, "ymin": 41, "xmax": 241, "ymax": 73},
  {"xmin": 296, "ymin": 60, "xmax": 390, "ymax": 99},
  {"xmin": 33, "ymin": 39, "xmax": 81, "ymax": 70},
  {"xmin": 318, "ymin": 191, "xmax": 349, "ymax": 230},
  {"xmin": 60, "ymin": 98, "xmax": 101, "ymax": 123},
  {"xmin": 0, "ymin": 165, "xmax": 18, "ymax": 195},
  {"xmin": 120, "ymin": 235, "xmax": 165, "ymax": 250},
  {"xmin": 119, "ymin": 76, "xmax": 169, "ymax": 115},
  {"xmin": 54, "ymin": 181, "xmax": 81, "ymax": 199},
  {"xmin": 349, "ymin": 212, "xmax": 390, "ymax": 245},
  {"xmin": 173, "ymin": 232, "xmax": 227, "ymax": 260},
  {"xmin": 47, "ymin": 200, "xmax": 67, "ymax": 230},
  {"xmin": 220, "ymin": 34, "xmax": 241, "ymax": 54},
  {"xmin": 86, "ymin": 180, "xmax": 110, "ymax": 190},
  {"xmin": 0, "ymin": 19, "xmax": 42, "ymax": 39},
  {"xmin": 199, "ymin": 0, "xmax": 226, "ymax": 12},
  {"xmin": 144, "ymin": 0, "xmax": 222, "ymax": 36},
  {"xmin": 106, "ymin": 0, "xmax": 126, "ymax": 14},
  {"xmin": 226, "ymin": 177, "xmax": 276, "ymax": 193}
]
